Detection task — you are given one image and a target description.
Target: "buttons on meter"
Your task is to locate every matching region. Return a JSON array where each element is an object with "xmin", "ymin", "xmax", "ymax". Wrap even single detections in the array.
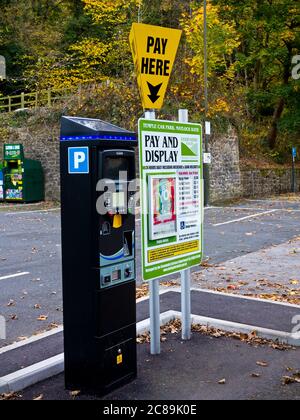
[
  {"xmin": 104, "ymin": 275, "xmax": 111, "ymax": 284},
  {"xmin": 101, "ymin": 262, "xmax": 134, "ymax": 288},
  {"xmin": 124, "ymin": 268, "xmax": 132, "ymax": 279}
]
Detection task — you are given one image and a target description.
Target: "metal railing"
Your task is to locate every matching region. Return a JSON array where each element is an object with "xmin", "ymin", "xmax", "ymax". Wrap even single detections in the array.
[{"xmin": 0, "ymin": 87, "xmax": 74, "ymax": 113}]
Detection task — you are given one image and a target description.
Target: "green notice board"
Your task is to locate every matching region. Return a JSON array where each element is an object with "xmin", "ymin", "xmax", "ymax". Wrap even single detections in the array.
[
  {"xmin": 139, "ymin": 119, "xmax": 203, "ymax": 281},
  {"xmin": 4, "ymin": 144, "xmax": 23, "ymax": 160}
]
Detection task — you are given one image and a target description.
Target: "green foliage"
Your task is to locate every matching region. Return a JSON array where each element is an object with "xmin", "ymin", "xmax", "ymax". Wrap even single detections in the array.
[{"xmin": 0, "ymin": 0, "xmax": 299, "ymax": 162}]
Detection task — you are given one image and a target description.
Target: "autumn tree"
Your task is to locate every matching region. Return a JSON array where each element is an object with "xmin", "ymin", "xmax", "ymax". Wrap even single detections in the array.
[
  {"xmin": 0, "ymin": 0, "xmax": 299, "ymax": 157},
  {"xmin": 212, "ymin": 0, "xmax": 300, "ymax": 149}
]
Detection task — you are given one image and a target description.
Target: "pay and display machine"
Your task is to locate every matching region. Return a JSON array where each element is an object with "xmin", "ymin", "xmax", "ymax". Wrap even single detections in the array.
[
  {"xmin": 2, "ymin": 144, "xmax": 44, "ymax": 202},
  {"xmin": 60, "ymin": 116, "xmax": 137, "ymax": 395}
]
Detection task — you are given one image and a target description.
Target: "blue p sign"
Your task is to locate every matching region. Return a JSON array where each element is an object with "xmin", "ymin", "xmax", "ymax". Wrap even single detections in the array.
[{"xmin": 68, "ymin": 147, "xmax": 89, "ymax": 174}]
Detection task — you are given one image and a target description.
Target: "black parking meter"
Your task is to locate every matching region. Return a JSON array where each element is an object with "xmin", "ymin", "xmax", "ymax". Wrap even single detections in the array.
[{"xmin": 60, "ymin": 116, "xmax": 137, "ymax": 395}]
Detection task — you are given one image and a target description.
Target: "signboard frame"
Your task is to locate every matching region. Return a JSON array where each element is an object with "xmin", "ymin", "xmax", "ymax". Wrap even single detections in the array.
[{"xmin": 139, "ymin": 118, "xmax": 203, "ymax": 282}]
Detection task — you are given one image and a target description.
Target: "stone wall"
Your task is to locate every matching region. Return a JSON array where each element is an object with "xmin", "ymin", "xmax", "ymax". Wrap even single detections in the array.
[
  {"xmin": 0, "ymin": 118, "xmax": 299, "ymax": 203},
  {"xmin": 208, "ymin": 129, "xmax": 242, "ymax": 203},
  {"xmin": 241, "ymin": 168, "xmax": 300, "ymax": 198}
]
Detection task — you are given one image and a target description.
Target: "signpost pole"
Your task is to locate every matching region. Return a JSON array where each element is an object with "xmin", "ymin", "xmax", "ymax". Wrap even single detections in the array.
[
  {"xmin": 203, "ymin": 0, "xmax": 210, "ymax": 207},
  {"xmin": 292, "ymin": 147, "xmax": 296, "ymax": 193},
  {"xmin": 145, "ymin": 110, "xmax": 161, "ymax": 355},
  {"xmin": 179, "ymin": 109, "xmax": 191, "ymax": 341},
  {"xmin": 149, "ymin": 278, "xmax": 161, "ymax": 354},
  {"xmin": 0, "ymin": 56, "xmax": 6, "ymax": 81}
]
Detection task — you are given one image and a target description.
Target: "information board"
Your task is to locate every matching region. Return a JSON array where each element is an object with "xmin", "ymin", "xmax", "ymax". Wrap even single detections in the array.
[{"xmin": 139, "ymin": 119, "xmax": 203, "ymax": 281}]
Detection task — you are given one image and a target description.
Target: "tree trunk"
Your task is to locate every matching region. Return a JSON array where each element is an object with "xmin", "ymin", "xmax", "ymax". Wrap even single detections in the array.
[
  {"xmin": 267, "ymin": 98, "xmax": 285, "ymax": 150},
  {"xmin": 267, "ymin": 56, "xmax": 290, "ymax": 150}
]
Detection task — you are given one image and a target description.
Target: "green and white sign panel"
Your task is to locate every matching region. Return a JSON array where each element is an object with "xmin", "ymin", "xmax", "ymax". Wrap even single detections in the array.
[{"xmin": 139, "ymin": 119, "xmax": 203, "ymax": 281}]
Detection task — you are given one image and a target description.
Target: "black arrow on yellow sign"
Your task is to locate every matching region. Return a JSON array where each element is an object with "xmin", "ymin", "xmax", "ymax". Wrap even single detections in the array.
[{"xmin": 147, "ymin": 82, "xmax": 163, "ymax": 104}]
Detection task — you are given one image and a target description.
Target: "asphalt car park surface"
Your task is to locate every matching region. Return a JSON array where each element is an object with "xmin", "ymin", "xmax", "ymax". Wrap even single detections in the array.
[
  {"xmin": 17, "ymin": 331, "xmax": 300, "ymax": 401},
  {"xmin": 0, "ymin": 197, "xmax": 299, "ymax": 347}
]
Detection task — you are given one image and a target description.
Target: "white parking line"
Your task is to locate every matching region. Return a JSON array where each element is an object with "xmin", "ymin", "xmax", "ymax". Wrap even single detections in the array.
[
  {"xmin": 1, "ymin": 307, "xmax": 299, "ymax": 395},
  {"xmin": 136, "ymin": 206, "xmax": 234, "ymax": 222},
  {"xmin": 0, "ymin": 272, "xmax": 30, "ymax": 281},
  {"xmin": 0, "ymin": 202, "xmax": 43, "ymax": 210},
  {"xmin": 0, "ymin": 326, "xmax": 63, "ymax": 355},
  {"xmin": 245, "ymin": 198, "xmax": 300, "ymax": 204},
  {"xmin": 213, "ymin": 209, "xmax": 279, "ymax": 227},
  {"xmin": 5, "ymin": 208, "xmax": 60, "ymax": 216},
  {"xmin": 206, "ymin": 206, "xmax": 268, "ymax": 212}
]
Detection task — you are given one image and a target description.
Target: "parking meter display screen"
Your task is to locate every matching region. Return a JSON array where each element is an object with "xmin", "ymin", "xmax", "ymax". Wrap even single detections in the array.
[{"xmin": 104, "ymin": 157, "xmax": 129, "ymax": 180}]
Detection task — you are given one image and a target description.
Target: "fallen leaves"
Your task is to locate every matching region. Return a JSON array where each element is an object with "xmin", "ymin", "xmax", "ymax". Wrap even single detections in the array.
[
  {"xmin": 290, "ymin": 280, "xmax": 299, "ymax": 286},
  {"xmin": 227, "ymin": 285, "xmax": 239, "ymax": 291},
  {"xmin": 162, "ymin": 319, "xmax": 181, "ymax": 335},
  {"xmin": 0, "ymin": 392, "xmax": 21, "ymax": 400},
  {"xmin": 256, "ymin": 361, "xmax": 269, "ymax": 368},
  {"xmin": 282, "ymin": 372, "xmax": 300, "ymax": 385},
  {"xmin": 136, "ymin": 319, "xmax": 294, "ymax": 351},
  {"xmin": 48, "ymin": 322, "xmax": 59, "ymax": 330},
  {"xmin": 70, "ymin": 390, "xmax": 81, "ymax": 398},
  {"xmin": 210, "ymin": 287, "xmax": 300, "ymax": 306},
  {"xmin": 37, "ymin": 315, "xmax": 48, "ymax": 321},
  {"xmin": 136, "ymin": 284, "xmax": 149, "ymax": 300},
  {"xmin": 136, "ymin": 280, "xmax": 179, "ymax": 300},
  {"xmin": 137, "ymin": 319, "xmax": 182, "ymax": 344},
  {"xmin": 162, "ymin": 281, "xmax": 179, "ymax": 288},
  {"xmin": 18, "ymin": 336, "xmax": 28, "ymax": 341},
  {"xmin": 255, "ymin": 293, "xmax": 300, "ymax": 306},
  {"xmin": 200, "ymin": 259, "xmax": 214, "ymax": 268},
  {"xmin": 33, "ymin": 394, "xmax": 44, "ymax": 401}
]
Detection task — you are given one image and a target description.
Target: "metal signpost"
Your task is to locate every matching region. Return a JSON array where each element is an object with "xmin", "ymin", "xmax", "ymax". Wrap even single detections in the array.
[
  {"xmin": 130, "ymin": 23, "xmax": 204, "ymax": 354},
  {"xmin": 0, "ymin": 56, "xmax": 6, "ymax": 81},
  {"xmin": 292, "ymin": 147, "xmax": 297, "ymax": 193},
  {"xmin": 138, "ymin": 117, "xmax": 203, "ymax": 352},
  {"xmin": 179, "ymin": 109, "xmax": 191, "ymax": 341},
  {"xmin": 203, "ymin": 0, "xmax": 210, "ymax": 206}
]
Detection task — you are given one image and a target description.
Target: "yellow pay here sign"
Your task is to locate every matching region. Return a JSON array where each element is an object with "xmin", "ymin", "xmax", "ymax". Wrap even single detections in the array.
[{"xmin": 130, "ymin": 23, "xmax": 182, "ymax": 110}]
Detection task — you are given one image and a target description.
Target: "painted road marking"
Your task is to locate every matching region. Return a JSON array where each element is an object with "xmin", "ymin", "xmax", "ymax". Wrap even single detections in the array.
[
  {"xmin": 0, "ymin": 287, "xmax": 298, "ymax": 356},
  {"xmin": 245, "ymin": 198, "xmax": 298, "ymax": 203},
  {"xmin": 0, "ymin": 326, "xmax": 63, "ymax": 355},
  {"xmin": 1, "ymin": 308, "xmax": 298, "ymax": 395},
  {"xmin": 2, "ymin": 205, "xmax": 299, "ymax": 219},
  {"xmin": 0, "ymin": 202, "xmax": 43, "ymax": 210},
  {"xmin": 137, "ymin": 205, "xmax": 299, "ymax": 224},
  {"xmin": 5, "ymin": 208, "xmax": 60, "ymax": 216},
  {"xmin": 0, "ymin": 272, "xmax": 30, "ymax": 281},
  {"xmin": 207, "ymin": 206, "xmax": 300, "ymax": 212},
  {"xmin": 212, "ymin": 209, "xmax": 279, "ymax": 227},
  {"xmin": 206, "ymin": 206, "xmax": 267, "ymax": 212}
]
